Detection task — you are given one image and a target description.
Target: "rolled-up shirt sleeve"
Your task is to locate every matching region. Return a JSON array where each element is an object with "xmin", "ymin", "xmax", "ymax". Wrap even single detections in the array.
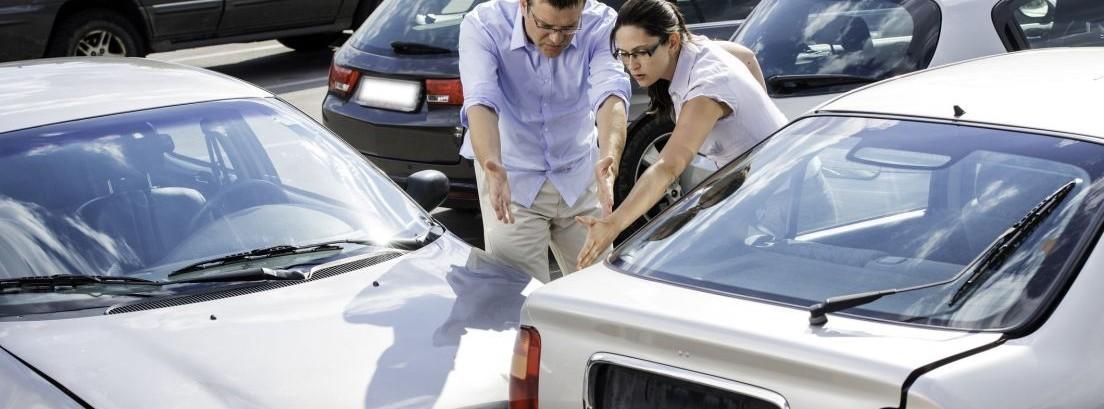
[
  {"xmin": 685, "ymin": 66, "xmax": 741, "ymax": 118},
  {"xmin": 459, "ymin": 13, "xmax": 506, "ymax": 128},
  {"xmin": 586, "ymin": 12, "xmax": 631, "ymax": 114}
]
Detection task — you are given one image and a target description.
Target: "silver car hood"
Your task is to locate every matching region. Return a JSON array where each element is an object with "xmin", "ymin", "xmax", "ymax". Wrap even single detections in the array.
[
  {"xmin": 524, "ymin": 266, "xmax": 1003, "ymax": 409},
  {"xmin": 0, "ymin": 234, "xmax": 532, "ymax": 409}
]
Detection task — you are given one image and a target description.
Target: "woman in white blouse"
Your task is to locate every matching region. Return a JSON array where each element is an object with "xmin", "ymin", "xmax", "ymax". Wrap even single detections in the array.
[{"xmin": 576, "ymin": 0, "xmax": 786, "ymax": 268}]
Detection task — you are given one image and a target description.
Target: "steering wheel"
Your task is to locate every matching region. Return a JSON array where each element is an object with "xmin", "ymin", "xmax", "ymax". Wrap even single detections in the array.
[{"xmin": 187, "ymin": 179, "xmax": 289, "ymax": 233}]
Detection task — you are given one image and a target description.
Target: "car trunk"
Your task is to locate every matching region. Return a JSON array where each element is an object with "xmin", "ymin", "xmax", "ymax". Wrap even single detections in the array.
[{"xmin": 523, "ymin": 267, "xmax": 1003, "ymax": 409}]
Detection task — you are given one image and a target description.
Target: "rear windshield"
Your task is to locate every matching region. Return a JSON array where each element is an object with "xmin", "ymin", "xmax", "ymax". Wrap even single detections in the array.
[
  {"xmin": 351, "ymin": 0, "xmax": 491, "ymax": 53},
  {"xmin": 994, "ymin": 0, "xmax": 1104, "ymax": 50},
  {"xmin": 734, "ymin": 0, "xmax": 941, "ymax": 97},
  {"xmin": 612, "ymin": 116, "xmax": 1104, "ymax": 331}
]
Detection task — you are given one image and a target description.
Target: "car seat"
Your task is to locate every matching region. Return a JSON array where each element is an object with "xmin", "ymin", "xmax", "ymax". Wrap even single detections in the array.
[{"xmin": 77, "ymin": 124, "xmax": 205, "ymax": 268}]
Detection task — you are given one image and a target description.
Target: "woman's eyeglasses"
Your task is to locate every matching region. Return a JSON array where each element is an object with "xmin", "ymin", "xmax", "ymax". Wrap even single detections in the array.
[{"xmin": 614, "ymin": 42, "xmax": 663, "ymax": 62}]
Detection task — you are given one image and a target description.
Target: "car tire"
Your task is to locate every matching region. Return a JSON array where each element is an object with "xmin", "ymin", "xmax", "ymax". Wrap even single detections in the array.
[
  {"xmin": 613, "ymin": 115, "xmax": 682, "ymax": 242},
  {"xmin": 278, "ymin": 33, "xmax": 343, "ymax": 52},
  {"xmin": 46, "ymin": 9, "xmax": 145, "ymax": 58}
]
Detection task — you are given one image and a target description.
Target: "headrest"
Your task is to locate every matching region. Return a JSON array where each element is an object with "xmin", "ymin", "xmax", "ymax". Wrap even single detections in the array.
[{"xmin": 839, "ymin": 17, "xmax": 872, "ymax": 52}]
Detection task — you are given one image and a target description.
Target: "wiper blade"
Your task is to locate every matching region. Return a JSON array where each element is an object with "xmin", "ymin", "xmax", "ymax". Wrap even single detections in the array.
[
  {"xmin": 171, "ymin": 267, "xmax": 305, "ymax": 284},
  {"xmin": 167, "ymin": 240, "xmax": 373, "ymax": 279},
  {"xmin": 808, "ymin": 179, "xmax": 1079, "ymax": 326},
  {"xmin": 390, "ymin": 41, "xmax": 452, "ymax": 55},
  {"xmin": 947, "ymin": 179, "xmax": 1079, "ymax": 306},
  {"xmin": 767, "ymin": 74, "xmax": 880, "ymax": 95},
  {"xmin": 0, "ymin": 274, "xmax": 161, "ymax": 294}
]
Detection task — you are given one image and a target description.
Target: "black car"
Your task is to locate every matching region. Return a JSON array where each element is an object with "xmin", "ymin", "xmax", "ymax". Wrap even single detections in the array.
[
  {"xmin": 0, "ymin": 0, "xmax": 382, "ymax": 62},
  {"xmin": 323, "ymin": 0, "xmax": 758, "ymax": 210}
]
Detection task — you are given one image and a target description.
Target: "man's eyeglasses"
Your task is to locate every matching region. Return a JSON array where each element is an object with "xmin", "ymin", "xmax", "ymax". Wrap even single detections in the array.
[
  {"xmin": 527, "ymin": 7, "xmax": 581, "ymax": 35},
  {"xmin": 614, "ymin": 42, "xmax": 663, "ymax": 62}
]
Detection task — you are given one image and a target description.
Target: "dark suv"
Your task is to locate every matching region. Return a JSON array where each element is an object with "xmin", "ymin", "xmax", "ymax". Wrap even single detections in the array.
[
  {"xmin": 323, "ymin": 0, "xmax": 758, "ymax": 209},
  {"xmin": 0, "ymin": 0, "xmax": 382, "ymax": 62}
]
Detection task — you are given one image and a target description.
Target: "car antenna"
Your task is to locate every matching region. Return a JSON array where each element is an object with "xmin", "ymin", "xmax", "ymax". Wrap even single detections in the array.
[{"xmin": 953, "ymin": 105, "xmax": 966, "ymax": 118}]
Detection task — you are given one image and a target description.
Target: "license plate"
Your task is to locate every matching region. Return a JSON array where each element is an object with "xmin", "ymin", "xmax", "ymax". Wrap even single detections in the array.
[{"xmin": 353, "ymin": 76, "xmax": 422, "ymax": 112}]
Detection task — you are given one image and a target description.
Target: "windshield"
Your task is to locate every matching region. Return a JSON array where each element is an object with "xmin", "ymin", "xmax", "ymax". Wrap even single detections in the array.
[
  {"xmin": 612, "ymin": 116, "xmax": 1104, "ymax": 331},
  {"xmin": 351, "ymin": 0, "xmax": 492, "ymax": 53},
  {"xmin": 734, "ymin": 0, "xmax": 941, "ymax": 96},
  {"xmin": 0, "ymin": 98, "xmax": 428, "ymax": 284}
]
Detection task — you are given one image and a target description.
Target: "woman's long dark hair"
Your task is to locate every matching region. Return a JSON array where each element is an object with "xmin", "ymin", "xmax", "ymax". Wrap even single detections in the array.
[{"xmin": 610, "ymin": 0, "xmax": 691, "ymax": 121}]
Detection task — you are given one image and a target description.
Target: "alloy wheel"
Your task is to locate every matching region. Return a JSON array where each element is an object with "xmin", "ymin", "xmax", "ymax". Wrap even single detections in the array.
[{"xmin": 73, "ymin": 30, "xmax": 127, "ymax": 57}]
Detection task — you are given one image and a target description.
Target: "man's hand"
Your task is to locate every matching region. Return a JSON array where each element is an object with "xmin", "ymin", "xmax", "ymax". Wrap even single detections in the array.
[
  {"xmin": 575, "ymin": 214, "xmax": 624, "ymax": 269},
  {"xmin": 595, "ymin": 156, "xmax": 616, "ymax": 217},
  {"xmin": 484, "ymin": 160, "xmax": 514, "ymax": 224}
]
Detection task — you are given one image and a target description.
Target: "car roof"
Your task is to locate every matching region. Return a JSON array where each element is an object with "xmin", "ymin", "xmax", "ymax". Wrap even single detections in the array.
[
  {"xmin": 0, "ymin": 57, "xmax": 271, "ymax": 134},
  {"xmin": 816, "ymin": 48, "xmax": 1104, "ymax": 138}
]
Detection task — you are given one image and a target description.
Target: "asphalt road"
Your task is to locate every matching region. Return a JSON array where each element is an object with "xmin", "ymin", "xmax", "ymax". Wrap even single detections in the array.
[{"xmin": 146, "ymin": 40, "xmax": 488, "ymax": 250}]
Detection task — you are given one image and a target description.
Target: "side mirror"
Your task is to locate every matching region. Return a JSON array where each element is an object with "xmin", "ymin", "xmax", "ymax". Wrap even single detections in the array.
[{"xmin": 406, "ymin": 170, "xmax": 449, "ymax": 212}]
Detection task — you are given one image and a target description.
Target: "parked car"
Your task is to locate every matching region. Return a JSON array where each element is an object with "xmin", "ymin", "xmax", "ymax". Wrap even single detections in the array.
[
  {"xmin": 515, "ymin": 48, "xmax": 1104, "ymax": 409},
  {"xmin": 734, "ymin": 0, "xmax": 1104, "ymax": 118},
  {"xmin": 612, "ymin": 0, "xmax": 1104, "ymax": 236},
  {"xmin": 323, "ymin": 0, "xmax": 757, "ymax": 209},
  {"xmin": 0, "ymin": 57, "xmax": 532, "ymax": 408},
  {"xmin": 0, "ymin": 0, "xmax": 383, "ymax": 62}
]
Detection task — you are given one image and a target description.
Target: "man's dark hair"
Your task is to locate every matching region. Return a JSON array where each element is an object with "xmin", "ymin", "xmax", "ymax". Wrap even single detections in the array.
[{"xmin": 535, "ymin": 0, "xmax": 587, "ymax": 9}]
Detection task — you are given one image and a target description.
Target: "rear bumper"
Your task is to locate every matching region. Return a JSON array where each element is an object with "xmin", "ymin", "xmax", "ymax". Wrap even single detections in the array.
[
  {"xmin": 372, "ymin": 152, "xmax": 478, "ymax": 209},
  {"xmin": 323, "ymin": 98, "xmax": 478, "ymax": 208}
]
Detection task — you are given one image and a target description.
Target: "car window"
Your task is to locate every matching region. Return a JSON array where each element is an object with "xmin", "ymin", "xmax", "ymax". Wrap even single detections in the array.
[
  {"xmin": 351, "ymin": 0, "xmax": 492, "ymax": 53},
  {"xmin": 612, "ymin": 116, "xmax": 1104, "ymax": 331},
  {"xmin": 0, "ymin": 99, "xmax": 428, "ymax": 284},
  {"xmin": 164, "ymin": 122, "xmax": 236, "ymax": 172},
  {"xmin": 734, "ymin": 0, "xmax": 941, "ymax": 97},
  {"xmin": 243, "ymin": 113, "xmax": 357, "ymax": 203},
  {"xmin": 796, "ymin": 139, "xmax": 931, "ymax": 233},
  {"xmin": 994, "ymin": 0, "xmax": 1104, "ymax": 50}
]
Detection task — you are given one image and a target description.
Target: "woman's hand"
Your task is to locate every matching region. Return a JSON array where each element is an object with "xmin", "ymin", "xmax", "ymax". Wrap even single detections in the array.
[{"xmin": 576, "ymin": 214, "xmax": 624, "ymax": 269}]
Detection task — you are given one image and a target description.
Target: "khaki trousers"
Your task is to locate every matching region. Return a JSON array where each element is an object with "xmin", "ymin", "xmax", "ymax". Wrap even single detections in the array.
[{"xmin": 475, "ymin": 163, "xmax": 609, "ymax": 283}]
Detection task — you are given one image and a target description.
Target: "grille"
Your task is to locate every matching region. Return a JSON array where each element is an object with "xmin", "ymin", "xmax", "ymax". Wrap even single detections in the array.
[{"xmin": 106, "ymin": 252, "xmax": 403, "ymax": 315}]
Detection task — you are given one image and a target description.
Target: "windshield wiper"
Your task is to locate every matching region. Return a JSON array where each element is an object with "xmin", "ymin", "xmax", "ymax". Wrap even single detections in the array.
[
  {"xmin": 391, "ymin": 41, "xmax": 452, "ymax": 55},
  {"xmin": 767, "ymin": 74, "xmax": 880, "ymax": 96},
  {"xmin": 807, "ymin": 179, "xmax": 1079, "ymax": 326},
  {"xmin": 0, "ymin": 274, "xmax": 161, "ymax": 294},
  {"xmin": 167, "ymin": 240, "xmax": 372, "ymax": 279},
  {"xmin": 170, "ymin": 267, "xmax": 305, "ymax": 283}
]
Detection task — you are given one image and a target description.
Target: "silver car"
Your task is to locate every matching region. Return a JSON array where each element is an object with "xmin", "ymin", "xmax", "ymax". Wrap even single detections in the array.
[
  {"xmin": 517, "ymin": 48, "xmax": 1104, "ymax": 408},
  {"xmin": 628, "ymin": 0, "xmax": 1104, "ymax": 237},
  {"xmin": 0, "ymin": 58, "xmax": 530, "ymax": 408}
]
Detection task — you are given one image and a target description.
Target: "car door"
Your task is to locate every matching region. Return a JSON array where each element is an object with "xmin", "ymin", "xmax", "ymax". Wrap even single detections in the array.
[
  {"xmin": 218, "ymin": 0, "xmax": 344, "ymax": 34},
  {"xmin": 142, "ymin": 0, "xmax": 223, "ymax": 40}
]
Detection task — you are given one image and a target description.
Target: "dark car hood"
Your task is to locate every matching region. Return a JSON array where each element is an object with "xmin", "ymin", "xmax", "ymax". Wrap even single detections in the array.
[{"xmin": 0, "ymin": 234, "xmax": 532, "ymax": 408}]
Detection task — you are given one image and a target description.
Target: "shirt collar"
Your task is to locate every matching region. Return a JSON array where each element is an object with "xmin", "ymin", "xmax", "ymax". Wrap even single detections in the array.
[
  {"xmin": 509, "ymin": 4, "xmax": 582, "ymax": 52},
  {"xmin": 669, "ymin": 38, "xmax": 699, "ymax": 96},
  {"xmin": 509, "ymin": 6, "xmax": 528, "ymax": 50}
]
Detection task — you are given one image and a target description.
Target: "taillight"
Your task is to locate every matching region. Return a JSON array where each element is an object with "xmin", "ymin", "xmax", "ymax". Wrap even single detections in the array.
[
  {"xmin": 509, "ymin": 326, "xmax": 541, "ymax": 409},
  {"xmin": 328, "ymin": 61, "xmax": 361, "ymax": 98},
  {"xmin": 425, "ymin": 78, "xmax": 464, "ymax": 106}
]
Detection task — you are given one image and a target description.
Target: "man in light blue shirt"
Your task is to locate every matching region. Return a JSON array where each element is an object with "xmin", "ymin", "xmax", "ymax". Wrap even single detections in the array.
[{"xmin": 459, "ymin": 0, "xmax": 630, "ymax": 282}]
